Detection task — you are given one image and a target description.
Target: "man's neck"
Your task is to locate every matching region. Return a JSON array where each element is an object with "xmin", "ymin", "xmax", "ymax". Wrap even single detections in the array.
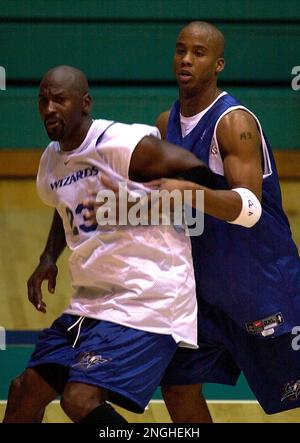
[
  {"xmin": 60, "ymin": 117, "xmax": 93, "ymax": 152},
  {"xmin": 180, "ymin": 87, "xmax": 222, "ymax": 117}
]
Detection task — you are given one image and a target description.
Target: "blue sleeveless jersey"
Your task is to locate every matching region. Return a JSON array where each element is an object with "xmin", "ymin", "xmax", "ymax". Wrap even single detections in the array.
[{"xmin": 167, "ymin": 93, "xmax": 300, "ymax": 336}]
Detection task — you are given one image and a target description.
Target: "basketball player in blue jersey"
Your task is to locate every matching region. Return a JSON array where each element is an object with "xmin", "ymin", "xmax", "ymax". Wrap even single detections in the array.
[
  {"xmin": 151, "ymin": 21, "xmax": 300, "ymax": 422},
  {"xmin": 3, "ymin": 65, "xmax": 217, "ymax": 423}
]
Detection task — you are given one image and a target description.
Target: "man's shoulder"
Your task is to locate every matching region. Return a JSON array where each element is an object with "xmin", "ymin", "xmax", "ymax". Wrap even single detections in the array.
[
  {"xmin": 41, "ymin": 141, "xmax": 58, "ymax": 159},
  {"xmin": 93, "ymin": 119, "xmax": 157, "ymax": 136},
  {"xmin": 96, "ymin": 121, "xmax": 160, "ymax": 145},
  {"xmin": 218, "ymin": 106, "xmax": 259, "ymax": 130},
  {"xmin": 215, "ymin": 93, "xmax": 259, "ymax": 130},
  {"xmin": 156, "ymin": 110, "xmax": 171, "ymax": 139}
]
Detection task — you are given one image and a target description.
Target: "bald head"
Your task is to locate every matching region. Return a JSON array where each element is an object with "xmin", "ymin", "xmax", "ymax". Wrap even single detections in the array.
[
  {"xmin": 173, "ymin": 21, "xmax": 225, "ymax": 105},
  {"xmin": 40, "ymin": 65, "xmax": 89, "ymax": 96},
  {"xmin": 38, "ymin": 65, "xmax": 92, "ymax": 150},
  {"xmin": 178, "ymin": 21, "xmax": 225, "ymax": 58}
]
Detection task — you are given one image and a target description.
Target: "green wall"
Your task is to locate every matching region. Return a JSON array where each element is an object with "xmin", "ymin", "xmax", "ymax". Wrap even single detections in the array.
[
  {"xmin": 1, "ymin": 23, "xmax": 299, "ymax": 82},
  {"xmin": 0, "ymin": 0, "xmax": 299, "ymax": 149},
  {"xmin": 1, "ymin": 87, "xmax": 299, "ymax": 149}
]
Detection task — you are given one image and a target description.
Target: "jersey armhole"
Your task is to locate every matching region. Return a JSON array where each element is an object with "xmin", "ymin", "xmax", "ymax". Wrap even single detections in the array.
[{"xmin": 210, "ymin": 106, "xmax": 272, "ymax": 179}]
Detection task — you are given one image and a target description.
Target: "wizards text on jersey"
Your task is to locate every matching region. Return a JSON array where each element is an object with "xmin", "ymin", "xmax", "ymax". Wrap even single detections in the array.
[{"xmin": 50, "ymin": 166, "xmax": 98, "ymax": 190}]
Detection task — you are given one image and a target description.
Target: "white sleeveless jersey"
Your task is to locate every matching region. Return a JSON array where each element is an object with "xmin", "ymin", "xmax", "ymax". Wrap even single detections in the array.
[{"xmin": 37, "ymin": 119, "xmax": 197, "ymax": 349}]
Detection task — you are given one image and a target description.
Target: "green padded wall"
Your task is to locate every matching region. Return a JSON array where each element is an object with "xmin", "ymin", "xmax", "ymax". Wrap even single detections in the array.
[
  {"xmin": 1, "ymin": 87, "xmax": 299, "ymax": 149},
  {"xmin": 1, "ymin": 0, "xmax": 300, "ymax": 20},
  {"xmin": 0, "ymin": 0, "xmax": 299, "ymax": 149},
  {"xmin": 1, "ymin": 23, "xmax": 299, "ymax": 82}
]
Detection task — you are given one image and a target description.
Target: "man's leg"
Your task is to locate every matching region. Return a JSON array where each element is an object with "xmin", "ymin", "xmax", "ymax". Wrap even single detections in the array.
[
  {"xmin": 3, "ymin": 368, "xmax": 57, "ymax": 423},
  {"xmin": 162, "ymin": 383, "xmax": 212, "ymax": 423},
  {"xmin": 64, "ymin": 319, "xmax": 178, "ymax": 422},
  {"xmin": 61, "ymin": 382, "xmax": 127, "ymax": 423}
]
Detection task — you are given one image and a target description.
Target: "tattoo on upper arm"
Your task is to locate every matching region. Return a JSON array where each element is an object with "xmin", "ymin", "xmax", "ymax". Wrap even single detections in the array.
[{"xmin": 240, "ymin": 132, "xmax": 252, "ymax": 140}]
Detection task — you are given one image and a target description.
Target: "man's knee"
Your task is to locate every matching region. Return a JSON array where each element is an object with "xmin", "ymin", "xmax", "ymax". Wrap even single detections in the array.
[
  {"xmin": 4, "ymin": 369, "xmax": 54, "ymax": 423},
  {"xmin": 61, "ymin": 383, "xmax": 106, "ymax": 422},
  {"xmin": 162, "ymin": 383, "xmax": 203, "ymax": 401},
  {"xmin": 161, "ymin": 384, "xmax": 212, "ymax": 423},
  {"xmin": 7, "ymin": 368, "xmax": 57, "ymax": 407},
  {"xmin": 60, "ymin": 384, "xmax": 89, "ymax": 420},
  {"xmin": 8, "ymin": 369, "xmax": 39, "ymax": 400},
  {"xmin": 7, "ymin": 375, "xmax": 23, "ymax": 400}
]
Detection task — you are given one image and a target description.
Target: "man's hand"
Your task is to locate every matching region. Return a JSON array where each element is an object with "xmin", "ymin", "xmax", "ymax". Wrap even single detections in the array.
[
  {"xmin": 83, "ymin": 175, "xmax": 193, "ymax": 228},
  {"xmin": 83, "ymin": 174, "xmax": 138, "ymax": 226},
  {"xmin": 82, "ymin": 174, "xmax": 117, "ymax": 225},
  {"xmin": 82, "ymin": 190, "xmax": 99, "ymax": 225},
  {"xmin": 27, "ymin": 257, "xmax": 58, "ymax": 313}
]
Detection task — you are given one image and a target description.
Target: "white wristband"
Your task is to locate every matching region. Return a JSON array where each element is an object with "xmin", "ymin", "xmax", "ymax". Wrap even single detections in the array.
[{"xmin": 228, "ymin": 187, "xmax": 262, "ymax": 228}]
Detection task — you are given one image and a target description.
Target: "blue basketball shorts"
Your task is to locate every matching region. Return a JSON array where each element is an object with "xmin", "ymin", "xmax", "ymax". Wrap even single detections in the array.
[
  {"xmin": 161, "ymin": 299, "xmax": 300, "ymax": 414},
  {"xmin": 28, "ymin": 314, "xmax": 177, "ymax": 413}
]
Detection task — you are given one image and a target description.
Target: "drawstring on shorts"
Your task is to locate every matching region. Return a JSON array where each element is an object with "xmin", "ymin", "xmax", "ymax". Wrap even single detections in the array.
[{"xmin": 67, "ymin": 316, "xmax": 85, "ymax": 348}]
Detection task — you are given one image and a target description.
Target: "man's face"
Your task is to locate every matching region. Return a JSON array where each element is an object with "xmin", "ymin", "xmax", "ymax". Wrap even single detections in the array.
[
  {"xmin": 38, "ymin": 82, "xmax": 84, "ymax": 142},
  {"xmin": 173, "ymin": 26, "xmax": 224, "ymax": 93}
]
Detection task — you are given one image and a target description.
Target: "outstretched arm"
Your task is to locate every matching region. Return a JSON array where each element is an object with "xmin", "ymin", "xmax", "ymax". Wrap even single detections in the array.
[
  {"xmin": 83, "ymin": 130, "xmax": 218, "ymax": 224},
  {"xmin": 128, "ymin": 134, "xmax": 216, "ymax": 185},
  {"xmin": 27, "ymin": 210, "xmax": 66, "ymax": 313}
]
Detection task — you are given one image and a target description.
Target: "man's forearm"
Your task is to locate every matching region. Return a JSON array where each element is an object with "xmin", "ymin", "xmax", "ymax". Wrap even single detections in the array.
[
  {"xmin": 40, "ymin": 210, "xmax": 66, "ymax": 263},
  {"xmin": 175, "ymin": 165, "xmax": 217, "ymax": 188}
]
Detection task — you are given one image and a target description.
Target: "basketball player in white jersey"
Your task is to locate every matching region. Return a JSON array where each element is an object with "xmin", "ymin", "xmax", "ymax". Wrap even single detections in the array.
[{"xmin": 3, "ymin": 65, "xmax": 215, "ymax": 423}]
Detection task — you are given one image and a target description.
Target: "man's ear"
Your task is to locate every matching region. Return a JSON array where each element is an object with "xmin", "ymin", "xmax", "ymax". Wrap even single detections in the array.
[
  {"xmin": 215, "ymin": 57, "xmax": 225, "ymax": 74},
  {"xmin": 82, "ymin": 93, "xmax": 92, "ymax": 115}
]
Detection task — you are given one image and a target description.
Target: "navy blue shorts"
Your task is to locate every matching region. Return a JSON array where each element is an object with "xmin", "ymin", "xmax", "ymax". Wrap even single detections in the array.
[
  {"xmin": 28, "ymin": 314, "xmax": 177, "ymax": 413},
  {"xmin": 161, "ymin": 299, "xmax": 300, "ymax": 414}
]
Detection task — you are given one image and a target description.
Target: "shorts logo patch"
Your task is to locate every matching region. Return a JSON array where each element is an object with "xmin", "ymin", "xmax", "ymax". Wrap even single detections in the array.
[
  {"xmin": 72, "ymin": 351, "xmax": 112, "ymax": 369},
  {"xmin": 281, "ymin": 380, "xmax": 300, "ymax": 402},
  {"xmin": 246, "ymin": 312, "xmax": 284, "ymax": 336}
]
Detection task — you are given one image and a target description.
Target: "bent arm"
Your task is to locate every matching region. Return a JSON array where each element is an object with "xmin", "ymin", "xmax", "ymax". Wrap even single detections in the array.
[
  {"xmin": 27, "ymin": 210, "xmax": 66, "ymax": 313},
  {"xmin": 201, "ymin": 110, "xmax": 263, "ymax": 221},
  {"xmin": 153, "ymin": 110, "xmax": 263, "ymax": 224}
]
